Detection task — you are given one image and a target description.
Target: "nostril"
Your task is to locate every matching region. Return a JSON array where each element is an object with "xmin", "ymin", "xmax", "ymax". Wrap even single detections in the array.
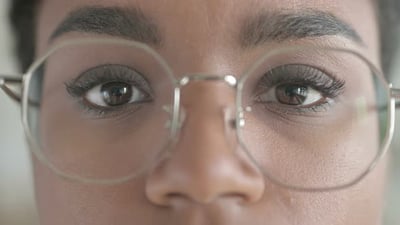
[
  {"xmin": 219, "ymin": 193, "xmax": 250, "ymax": 204},
  {"xmin": 146, "ymin": 165, "xmax": 265, "ymax": 206},
  {"xmin": 166, "ymin": 193, "xmax": 186, "ymax": 200},
  {"xmin": 145, "ymin": 151, "xmax": 266, "ymax": 206}
]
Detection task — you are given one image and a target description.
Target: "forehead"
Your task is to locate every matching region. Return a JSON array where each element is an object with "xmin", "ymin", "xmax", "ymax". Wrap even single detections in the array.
[{"xmin": 36, "ymin": 0, "xmax": 380, "ymax": 69}]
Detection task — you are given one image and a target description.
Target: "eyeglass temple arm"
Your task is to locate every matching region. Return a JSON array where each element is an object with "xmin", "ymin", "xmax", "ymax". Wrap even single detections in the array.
[{"xmin": 0, "ymin": 75, "xmax": 22, "ymax": 103}]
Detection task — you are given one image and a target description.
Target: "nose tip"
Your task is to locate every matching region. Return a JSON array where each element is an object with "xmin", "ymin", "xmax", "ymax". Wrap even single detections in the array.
[{"xmin": 145, "ymin": 151, "xmax": 265, "ymax": 206}]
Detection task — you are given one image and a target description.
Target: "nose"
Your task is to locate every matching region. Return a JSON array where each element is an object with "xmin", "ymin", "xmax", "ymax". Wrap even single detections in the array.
[{"xmin": 145, "ymin": 81, "xmax": 265, "ymax": 206}]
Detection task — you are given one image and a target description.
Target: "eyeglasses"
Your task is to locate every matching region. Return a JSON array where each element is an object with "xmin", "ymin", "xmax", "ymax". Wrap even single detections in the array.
[{"xmin": 1, "ymin": 38, "xmax": 399, "ymax": 191}]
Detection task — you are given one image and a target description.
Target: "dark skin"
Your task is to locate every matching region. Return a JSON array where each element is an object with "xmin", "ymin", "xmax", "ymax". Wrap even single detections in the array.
[{"xmin": 33, "ymin": 0, "xmax": 387, "ymax": 224}]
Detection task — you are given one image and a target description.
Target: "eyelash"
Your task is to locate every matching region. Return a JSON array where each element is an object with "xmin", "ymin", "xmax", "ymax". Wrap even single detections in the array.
[
  {"xmin": 64, "ymin": 64, "xmax": 153, "ymax": 119},
  {"xmin": 254, "ymin": 64, "xmax": 346, "ymax": 114},
  {"xmin": 64, "ymin": 63, "xmax": 344, "ymax": 119}
]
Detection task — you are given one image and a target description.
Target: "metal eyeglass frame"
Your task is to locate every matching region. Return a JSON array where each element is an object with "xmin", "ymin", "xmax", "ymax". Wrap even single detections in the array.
[{"xmin": 1, "ymin": 38, "xmax": 400, "ymax": 192}]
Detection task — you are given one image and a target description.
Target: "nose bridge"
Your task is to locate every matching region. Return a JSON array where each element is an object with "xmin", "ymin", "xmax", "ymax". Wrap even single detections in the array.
[
  {"xmin": 180, "ymin": 75, "xmax": 237, "ymax": 118},
  {"xmin": 145, "ymin": 75, "xmax": 265, "ymax": 206},
  {"xmin": 178, "ymin": 77, "xmax": 238, "ymax": 154},
  {"xmin": 173, "ymin": 75, "xmax": 238, "ymax": 139}
]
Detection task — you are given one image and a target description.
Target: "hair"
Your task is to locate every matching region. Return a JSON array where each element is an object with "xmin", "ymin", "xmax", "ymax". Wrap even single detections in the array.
[{"xmin": 8, "ymin": 0, "xmax": 400, "ymax": 78}]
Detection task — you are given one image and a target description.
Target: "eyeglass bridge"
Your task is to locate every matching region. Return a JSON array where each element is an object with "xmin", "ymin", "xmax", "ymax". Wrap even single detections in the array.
[{"xmin": 178, "ymin": 74, "xmax": 237, "ymax": 87}]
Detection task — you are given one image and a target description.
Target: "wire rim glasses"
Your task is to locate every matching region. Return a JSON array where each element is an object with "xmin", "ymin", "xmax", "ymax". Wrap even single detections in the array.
[{"xmin": 4, "ymin": 38, "xmax": 396, "ymax": 191}]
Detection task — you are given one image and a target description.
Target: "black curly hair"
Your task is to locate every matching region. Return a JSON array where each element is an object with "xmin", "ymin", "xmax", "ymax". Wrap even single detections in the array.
[{"xmin": 8, "ymin": 0, "xmax": 400, "ymax": 78}]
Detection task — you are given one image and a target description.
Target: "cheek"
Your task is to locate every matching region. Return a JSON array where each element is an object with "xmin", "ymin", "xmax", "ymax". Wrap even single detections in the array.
[
  {"xmin": 241, "ymin": 105, "xmax": 380, "ymax": 190},
  {"xmin": 32, "ymin": 157, "xmax": 161, "ymax": 225},
  {"xmin": 239, "ymin": 89, "xmax": 385, "ymax": 224},
  {"xmin": 279, "ymin": 157, "xmax": 387, "ymax": 225}
]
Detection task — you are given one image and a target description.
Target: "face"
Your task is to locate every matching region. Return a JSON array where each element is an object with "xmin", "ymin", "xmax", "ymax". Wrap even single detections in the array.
[{"xmin": 32, "ymin": 0, "xmax": 388, "ymax": 224}]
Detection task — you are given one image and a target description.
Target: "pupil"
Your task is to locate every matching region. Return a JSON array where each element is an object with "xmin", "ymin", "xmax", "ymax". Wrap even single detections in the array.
[
  {"xmin": 276, "ymin": 84, "xmax": 308, "ymax": 105},
  {"xmin": 101, "ymin": 82, "xmax": 132, "ymax": 106}
]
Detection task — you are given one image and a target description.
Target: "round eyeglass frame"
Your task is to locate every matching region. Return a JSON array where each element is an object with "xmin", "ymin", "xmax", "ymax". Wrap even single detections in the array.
[{"xmin": 1, "ymin": 38, "xmax": 396, "ymax": 192}]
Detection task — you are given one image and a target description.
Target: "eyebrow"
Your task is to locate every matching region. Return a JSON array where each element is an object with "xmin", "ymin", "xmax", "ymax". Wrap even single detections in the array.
[
  {"xmin": 239, "ymin": 10, "xmax": 364, "ymax": 47},
  {"xmin": 51, "ymin": 7, "xmax": 364, "ymax": 49},
  {"xmin": 50, "ymin": 6, "xmax": 162, "ymax": 46}
]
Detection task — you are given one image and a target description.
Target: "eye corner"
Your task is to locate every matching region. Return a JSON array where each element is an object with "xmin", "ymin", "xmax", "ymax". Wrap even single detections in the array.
[{"xmin": 64, "ymin": 80, "xmax": 85, "ymax": 98}]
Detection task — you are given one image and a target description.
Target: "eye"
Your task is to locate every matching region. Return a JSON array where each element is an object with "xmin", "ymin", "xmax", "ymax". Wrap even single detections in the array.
[
  {"xmin": 258, "ymin": 83, "xmax": 326, "ymax": 107},
  {"xmin": 253, "ymin": 64, "xmax": 345, "ymax": 112},
  {"xmin": 65, "ymin": 64, "xmax": 154, "ymax": 117},
  {"xmin": 85, "ymin": 81, "xmax": 149, "ymax": 107}
]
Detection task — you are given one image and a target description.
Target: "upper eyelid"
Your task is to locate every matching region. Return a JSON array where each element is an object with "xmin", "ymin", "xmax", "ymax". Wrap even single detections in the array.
[
  {"xmin": 65, "ymin": 64, "xmax": 153, "ymax": 97},
  {"xmin": 71, "ymin": 64, "xmax": 143, "ymax": 85},
  {"xmin": 263, "ymin": 64, "xmax": 335, "ymax": 82},
  {"xmin": 255, "ymin": 64, "xmax": 345, "ymax": 96},
  {"xmin": 258, "ymin": 64, "xmax": 335, "ymax": 88}
]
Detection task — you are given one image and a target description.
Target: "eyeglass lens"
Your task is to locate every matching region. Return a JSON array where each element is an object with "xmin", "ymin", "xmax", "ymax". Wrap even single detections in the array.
[{"xmin": 25, "ymin": 40, "xmax": 390, "ymax": 189}]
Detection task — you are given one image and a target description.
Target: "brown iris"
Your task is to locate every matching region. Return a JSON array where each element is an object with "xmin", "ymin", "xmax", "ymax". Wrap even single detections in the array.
[
  {"xmin": 275, "ymin": 84, "xmax": 308, "ymax": 105},
  {"xmin": 101, "ymin": 82, "xmax": 133, "ymax": 106}
]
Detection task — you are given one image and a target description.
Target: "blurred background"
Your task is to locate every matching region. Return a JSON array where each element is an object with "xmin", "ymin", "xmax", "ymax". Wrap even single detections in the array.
[
  {"xmin": 0, "ymin": 1, "xmax": 39, "ymax": 224},
  {"xmin": 0, "ymin": 0, "xmax": 399, "ymax": 224}
]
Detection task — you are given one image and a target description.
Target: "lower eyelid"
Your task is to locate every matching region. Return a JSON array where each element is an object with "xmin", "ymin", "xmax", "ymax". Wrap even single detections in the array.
[
  {"xmin": 78, "ymin": 100, "xmax": 147, "ymax": 120},
  {"xmin": 262, "ymin": 101, "xmax": 333, "ymax": 117}
]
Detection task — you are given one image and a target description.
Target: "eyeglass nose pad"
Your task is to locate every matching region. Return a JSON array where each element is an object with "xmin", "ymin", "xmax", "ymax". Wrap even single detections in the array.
[
  {"xmin": 162, "ymin": 101, "xmax": 253, "ymax": 147},
  {"xmin": 230, "ymin": 106, "xmax": 252, "ymax": 129},
  {"xmin": 223, "ymin": 106, "xmax": 235, "ymax": 138},
  {"xmin": 163, "ymin": 103, "xmax": 241, "ymax": 147},
  {"xmin": 162, "ymin": 105, "xmax": 187, "ymax": 140},
  {"xmin": 223, "ymin": 106, "xmax": 255, "ymax": 156}
]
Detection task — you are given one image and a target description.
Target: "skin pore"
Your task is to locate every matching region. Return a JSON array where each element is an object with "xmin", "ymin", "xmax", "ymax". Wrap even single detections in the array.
[{"xmin": 33, "ymin": 0, "xmax": 386, "ymax": 225}]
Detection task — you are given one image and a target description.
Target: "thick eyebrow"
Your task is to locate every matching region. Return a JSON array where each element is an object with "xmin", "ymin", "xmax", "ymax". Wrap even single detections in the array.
[
  {"xmin": 240, "ymin": 10, "xmax": 364, "ymax": 47},
  {"xmin": 50, "ymin": 6, "xmax": 162, "ymax": 46}
]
